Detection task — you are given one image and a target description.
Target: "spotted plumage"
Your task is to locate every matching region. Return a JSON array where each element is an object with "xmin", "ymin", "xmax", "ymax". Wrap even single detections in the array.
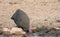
[{"xmin": 11, "ymin": 9, "xmax": 30, "ymax": 32}]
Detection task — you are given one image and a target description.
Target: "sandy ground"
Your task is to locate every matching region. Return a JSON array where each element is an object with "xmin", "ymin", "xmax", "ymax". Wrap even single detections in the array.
[
  {"xmin": 0, "ymin": 0, "xmax": 60, "ymax": 33},
  {"xmin": 0, "ymin": 0, "xmax": 60, "ymax": 37}
]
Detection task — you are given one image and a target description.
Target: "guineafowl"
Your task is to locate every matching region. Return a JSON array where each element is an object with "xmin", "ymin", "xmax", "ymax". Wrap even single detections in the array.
[{"xmin": 11, "ymin": 9, "xmax": 30, "ymax": 33}]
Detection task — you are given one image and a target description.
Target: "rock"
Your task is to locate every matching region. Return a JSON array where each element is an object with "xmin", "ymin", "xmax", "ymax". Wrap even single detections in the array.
[
  {"xmin": 11, "ymin": 27, "xmax": 26, "ymax": 35},
  {"xmin": 2, "ymin": 28, "xmax": 12, "ymax": 35},
  {"xmin": 2, "ymin": 27, "xmax": 26, "ymax": 35}
]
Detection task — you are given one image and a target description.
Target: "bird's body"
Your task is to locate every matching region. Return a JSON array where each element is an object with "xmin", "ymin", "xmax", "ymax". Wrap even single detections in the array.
[{"xmin": 11, "ymin": 9, "xmax": 30, "ymax": 32}]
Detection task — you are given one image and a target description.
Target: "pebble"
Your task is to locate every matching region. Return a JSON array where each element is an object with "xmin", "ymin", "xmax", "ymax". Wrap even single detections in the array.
[{"xmin": 2, "ymin": 27, "xmax": 26, "ymax": 35}]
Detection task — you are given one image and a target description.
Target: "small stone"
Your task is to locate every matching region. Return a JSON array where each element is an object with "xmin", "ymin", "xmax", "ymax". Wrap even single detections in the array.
[
  {"xmin": 11, "ymin": 27, "xmax": 26, "ymax": 35},
  {"xmin": 2, "ymin": 28, "xmax": 12, "ymax": 35}
]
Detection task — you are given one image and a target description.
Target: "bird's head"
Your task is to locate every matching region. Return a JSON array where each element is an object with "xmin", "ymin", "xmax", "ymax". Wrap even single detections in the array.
[{"xmin": 25, "ymin": 29, "xmax": 32, "ymax": 34}]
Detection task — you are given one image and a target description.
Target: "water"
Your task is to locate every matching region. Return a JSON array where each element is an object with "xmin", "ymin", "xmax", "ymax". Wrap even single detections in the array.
[
  {"xmin": 30, "ymin": 35, "xmax": 60, "ymax": 37},
  {"xmin": 29, "ymin": 32, "xmax": 60, "ymax": 37},
  {"xmin": 0, "ymin": 34, "xmax": 60, "ymax": 37},
  {"xmin": 0, "ymin": 35, "xmax": 15, "ymax": 37},
  {"xmin": 29, "ymin": 29, "xmax": 60, "ymax": 37},
  {"xmin": 0, "ymin": 35, "xmax": 23, "ymax": 37},
  {"xmin": 0, "ymin": 33, "xmax": 60, "ymax": 37}
]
